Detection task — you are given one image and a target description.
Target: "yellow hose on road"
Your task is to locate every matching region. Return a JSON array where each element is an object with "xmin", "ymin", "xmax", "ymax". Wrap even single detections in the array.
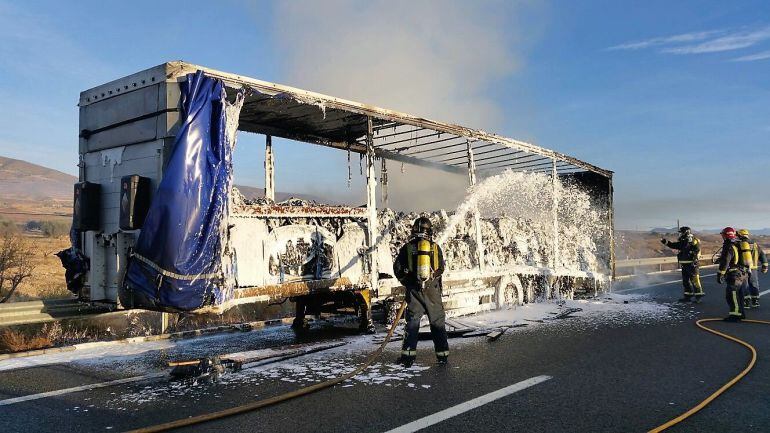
[
  {"xmin": 128, "ymin": 301, "xmax": 407, "ymax": 433},
  {"xmin": 648, "ymin": 318, "xmax": 770, "ymax": 433}
]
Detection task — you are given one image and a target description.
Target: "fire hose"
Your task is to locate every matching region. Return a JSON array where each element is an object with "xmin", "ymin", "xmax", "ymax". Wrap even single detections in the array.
[
  {"xmin": 648, "ymin": 318, "xmax": 770, "ymax": 432},
  {"xmin": 128, "ymin": 300, "xmax": 407, "ymax": 433}
]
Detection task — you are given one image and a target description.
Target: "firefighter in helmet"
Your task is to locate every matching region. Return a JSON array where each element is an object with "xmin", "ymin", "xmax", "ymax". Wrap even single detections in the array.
[
  {"xmin": 716, "ymin": 227, "xmax": 753, "ymax": 322},
  {"xmin": 393, "ymin": 216, "xmax": 449, "ymax": 367},
  {"xmin": 661, "ymin": 226, "xmax": 703, "ymax": 303},
  {"xmin": 736, "ymin": 229, "xmax": 768, "ymax": 309}
]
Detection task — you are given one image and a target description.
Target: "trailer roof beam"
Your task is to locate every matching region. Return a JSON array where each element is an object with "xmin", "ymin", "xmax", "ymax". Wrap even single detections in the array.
[
  {"xmin": 393, "ymin": 135, "xmax": 462, "ymax": 154},
  {"xmin": 449, "ymin": 150, "xmax": 527, "ymax": 166},
  {"xmin": 474, "ymin": 153, "xmax": 547, "ymax": 169}
]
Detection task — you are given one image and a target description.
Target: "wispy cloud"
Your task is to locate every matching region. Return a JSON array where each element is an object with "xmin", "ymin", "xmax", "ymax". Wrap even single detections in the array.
[
  {"xmin": 662, "ymin": 26, "xmax": 770, "ymax": 54},
  {"xmin": 607, "ymin": 30, "xmax": 722, "ymax": 51},
  {"xmin": 731, "ymin": 49, "xmax": 770, "ymax": 62},
  {"xmin": 608, "ymin": 25, "xmax": 770, "ymax": 57}
]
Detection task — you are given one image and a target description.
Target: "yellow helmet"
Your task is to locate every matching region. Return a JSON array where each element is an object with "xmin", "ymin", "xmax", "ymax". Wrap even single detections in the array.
[{"xmin": 737, "ymin": 228, "xmax": 750, "ymax": 238}]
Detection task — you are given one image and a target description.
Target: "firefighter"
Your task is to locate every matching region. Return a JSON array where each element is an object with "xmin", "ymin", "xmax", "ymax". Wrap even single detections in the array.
[
  {"xmin": 737, "ymin": 229, "xmax": 768, "ymax": 308},
  {"xmin": 716, "ymin": 227, "xmax": 752, "ymax": 322},
  {"xmin": 661, "ymin": 226, "xmax": 703, "ymax": 303},
  {"xmin": 393, "ymin": 216, "xmax": 449, "ymax": 367}
]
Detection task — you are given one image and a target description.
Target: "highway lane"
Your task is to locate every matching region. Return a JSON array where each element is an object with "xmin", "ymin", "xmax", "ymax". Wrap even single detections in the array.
[{"xmin": 2, "ymin": 270, "xmax": 770, "ymax": 432}]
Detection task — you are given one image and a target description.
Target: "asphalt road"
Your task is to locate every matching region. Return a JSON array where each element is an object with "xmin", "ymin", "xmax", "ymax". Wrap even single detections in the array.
[{"xmin": 2, "ymin": 270, "xmax": 770, "ymax": 433}]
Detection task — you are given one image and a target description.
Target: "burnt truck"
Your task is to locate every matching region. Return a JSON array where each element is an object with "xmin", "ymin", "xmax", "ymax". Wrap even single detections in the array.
[{"xmin": 68, "ymin": 61, "xmax": 614, "ymax": 328}]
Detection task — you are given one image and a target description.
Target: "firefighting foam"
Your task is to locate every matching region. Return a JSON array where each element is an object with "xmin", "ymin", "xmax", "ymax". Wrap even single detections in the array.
[
  {"xmin": 434, "ymin": 169, "xmax": 610, "ymax": 274},
  {"xmin": 230, "ymin": 167, "xmax": 611, "ymax": 286}
]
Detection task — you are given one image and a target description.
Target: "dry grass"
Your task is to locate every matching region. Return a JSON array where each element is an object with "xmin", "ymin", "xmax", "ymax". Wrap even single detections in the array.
[
  {"xmin": 0, "ymin": 329, "xmax": 52, "ymax": 352},
  {"xmin": 0, "ymin": 322, "xmax": 94, "ymax": 354},
  {"xmin": 10, "ymin": 235, "xmax": 70, "ymax": 301}
]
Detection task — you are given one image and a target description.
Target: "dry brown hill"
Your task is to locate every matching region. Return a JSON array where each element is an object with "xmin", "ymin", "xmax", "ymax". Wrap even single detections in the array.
[
  {"xmin": 0, "ymin": 156, "xmax": 76, "ymax": 200},
  {"xmin": 0, "ymin": 156, "xmax": 75, "ymax": 223}
]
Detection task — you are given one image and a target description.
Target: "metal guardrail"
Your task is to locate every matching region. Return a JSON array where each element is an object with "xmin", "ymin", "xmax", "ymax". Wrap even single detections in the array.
[
  {"xmin": 615, "ymin": 256, "xmax": 718, "ymax": 281},
  {"xmin": 0, "ymin": 299, "xmax": 115, "ymax": 327},
  {"xmin": 616, "ymin": 257, "xmax": 679, "ymax": 268},
  {"xmin": 616, "ymin": 256, "xmax": 713, "ymax": 269}
]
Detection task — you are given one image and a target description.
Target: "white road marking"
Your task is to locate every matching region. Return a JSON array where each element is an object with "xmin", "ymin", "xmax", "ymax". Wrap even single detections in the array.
[
  {"xmin": 759, "ymin": 289, "xmax": 770, "ymax": 298},
  {"xmin": 0, "ymin": 372, "xmax": 165, "ymax": 406},
  {"xmin": 383, "ymin": 375, "xmax": 552, "ymax": 433},
  {"xmin": 614, "ymin": 273, "xmax": 717, "ymax": 294}
]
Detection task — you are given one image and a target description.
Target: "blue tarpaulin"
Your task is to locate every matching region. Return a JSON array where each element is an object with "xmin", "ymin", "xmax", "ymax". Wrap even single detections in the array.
[{"xmin": 122, "ymin": 71, "xmax": 242, "ymax": 311}]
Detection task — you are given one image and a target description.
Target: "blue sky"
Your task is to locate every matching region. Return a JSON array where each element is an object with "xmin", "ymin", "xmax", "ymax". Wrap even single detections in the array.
[{"xmin": 1, "ymin": 0, "xmax": 768, "ymax": 230}]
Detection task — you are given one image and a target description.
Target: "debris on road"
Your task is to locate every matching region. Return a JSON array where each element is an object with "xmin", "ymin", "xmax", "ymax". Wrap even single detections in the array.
[
  {"xmin": 546, "ymin": 307, "xmax": 583, "ymax": 320},
  {"xmin": 169, "ymin": 356, "xmax": 233, "ymax": 382},
  {"xmin": 486, "ymin": 329, "xmax": 506, "ymax": 341},
  {"xmin": 460, "ymin": 323, "xmax": 527, "ymax": 338},
  {"xmin": 167, "ymin": 341, "xmax": 348, "ymax": 381}
]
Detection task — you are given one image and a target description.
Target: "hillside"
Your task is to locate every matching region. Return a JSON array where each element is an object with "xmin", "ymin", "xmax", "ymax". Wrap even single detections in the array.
[
  {"xmin": 0, "ymin": 156, "xmax": 76, "ymax": 223},
  {"xmin": 0, "ymin": 156, "xmax": 76, "ymax": 200}
]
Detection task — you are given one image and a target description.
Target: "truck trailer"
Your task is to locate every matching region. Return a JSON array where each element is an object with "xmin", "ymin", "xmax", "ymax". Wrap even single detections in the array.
[{"xmin": 67, "ymin": 61, "xmax": 614, "ymax": 329}]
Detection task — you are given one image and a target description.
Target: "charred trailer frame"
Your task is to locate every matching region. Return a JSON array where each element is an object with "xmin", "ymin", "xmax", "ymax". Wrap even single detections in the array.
[{"xmin": 73, "ymin": 61, "xmax": 613, "ymax": 325}]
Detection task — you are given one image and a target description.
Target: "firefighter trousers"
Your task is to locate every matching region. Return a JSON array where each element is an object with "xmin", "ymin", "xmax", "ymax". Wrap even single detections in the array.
[
  {"xmin": 681, "ymin": 264, "xmax": 703, "ymax": 298},
  {"xmin": 401, "ymin": 285, "xmax": 449, "ymax": 359},
  {"xmin": 725, "ymin": 270, "xmax": 747, "ymax": 318},
  {"xmin": 741, "ymin": 269, "xmax": 760, "ymax": 300}
]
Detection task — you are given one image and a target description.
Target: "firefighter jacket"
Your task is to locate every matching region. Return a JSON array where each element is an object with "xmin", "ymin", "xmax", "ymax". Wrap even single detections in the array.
[
  {"xmin": 718, "ymin": 240, "xmax": 753, "ymax": 276},
  {"xmin": 394, "ymin": 238, "xmax": 445, "ymax": 290},
  {"xmin": 664, "ymin": 236, "xmax": 701, "ymax": 264}
]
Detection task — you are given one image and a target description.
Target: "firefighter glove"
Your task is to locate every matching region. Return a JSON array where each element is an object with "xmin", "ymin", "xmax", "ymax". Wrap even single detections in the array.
[
  {"xmin": 716, "ymin": 274, "xmax": 724, "ymax": 284},
  {"xmin": 763, "ymin": 265, "xmax": 768, "ymax": 274},
  {"xmin": 660, "ymin": 238, "xmax": 667, "ymax": 245}
]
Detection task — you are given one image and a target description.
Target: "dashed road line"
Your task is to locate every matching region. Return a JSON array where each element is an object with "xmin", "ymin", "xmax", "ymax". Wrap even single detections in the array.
[
  {"xmin": 0, "ymin": 372, "xmax": 165, "ymax": 406},
  {"xmin": 383, "ymin": 375, "xmax": 552, "ymax": 433},
  {"xmin": 615, "ymin": 273, "xmax": 717, "ymax": 294}
]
